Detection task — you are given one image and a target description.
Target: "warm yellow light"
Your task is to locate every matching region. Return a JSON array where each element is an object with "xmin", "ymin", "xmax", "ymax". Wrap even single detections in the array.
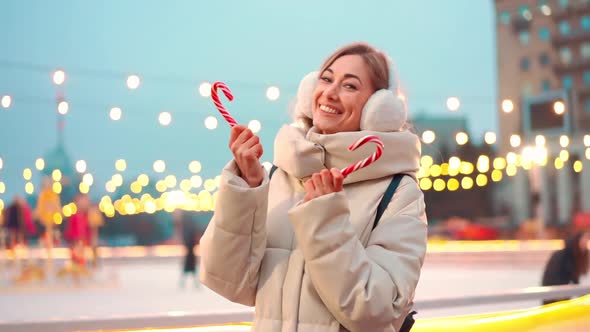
[
  {"xmin": 585, "ymin": 135, "xmax": 590, "ymax": 147},
  {"xmin": 0, "ymin": 182, "xmax": 5, "ymax": 194},
  {"xmin": 430, "ymin": 165, "xmax": 442, "ymax": 177},
  {"xmin": 266, "ymin": 86, "xmax": 280, "ymax": 101},
  {"xmin": 112, "ymin": 174, "xmax": 123, "ymax": 187},
  {"xmin": 440, "ymin": 163, "xmax": 449, "ymax": 176},
  {"xmin": 433, "ymin": 179, "xmax": 446, "ymax": 191},
  {"xmin": 248, "ymin": 120, "xmax": 262, "ymax": 133},
  {"xmin": 76, "ymin": 160, "xmax": 87, "ymax": 173},
  {"xmin": 455, "ymin": 132, "xmax": 469, "ymax": 145},
  {"xmin": 510, "ymin": 135, "xmax": 521, "ymax": 148},
  {"xmin": 110, "ymin": 107, "xmax": 122, "ymax": 121},
  {"xmin": 165, "ymin": 175, "xmax": 177, "ymax": 188},
  {"xmin": 127, "ymin": 74, "xmax": 141, "ymax": 90},
  {"xmin": 199, "ymin": 82, "xmax": 212, "ymax": 97},
  {"xmin": 507, "ymin": 152, "xmax": 517, "ymax": 165},
  {"xmin": 419, "ymin": 178, "xmax": 433, "ymax": 191},
  {"xmin": 502, "ymin": 99, "xmax": 514, "ymax": 113},
  {"xmin": 57, "ymin": 101, "xmax": 69, "ymax": 115},
  {"xmin": 586, "ymin": 148, "xmax": 590, "ymax": 160},
  {"xmin": 52, "ymin": 182, "xmax": 62, "ymax": 194},
  {"xmin": 137, "ymin": 174, "xmax": 149, "ymax": 186},
  {"xmin": 145, "ymin": 201, "xmax": 157, "ymax": 214},
  {"xmin": 540, "ymin": 4, "xmax": 552, "ymax": 15},
  {"xmin": 460, "ymin": 162, "xmax": 474, "ymax": 175},
  {"xmin": 1, "ymin": 95, "xmax": 12, "ymax": 108},
  {"xmin": 205, "ymin": 116, "xmax": 218, "ymax": 130},
  {"xmin": 53, "ymin": 213, "xmax": 63, "ymax": 225},
  {"xmin": 79, "ymin": 182, "xmax": 90, "ymax": 194},
  {"xmin": 191, "ymin": 175, "xmax": 203, "ymax": 188},
  {"xmin": 125, "ymin": 202, "xmax": 136, "ymax": 214},
  {"xmin": 554, "ymin": 158, "xmax": 564, "ymax": 169},
  {"xmin": 180, "ymin": 179, "xmax": 192, "ymax": 192},
  {"xmin": 25, "ymin": 182, "xmax": 34, "ymax": 195},
  {"xmin": 447, "ymin": 178, "xmax": 460, "ymax": 191},
  {"xmin": 506, "ymin": 165, "xmax": 517, "ymax": 176},
  {"xmin": 559, "ymin": 135, "xmax": 569, "ymax": 148},
  {"xmin": 52, "ymin": 169, "xmax": 62, "ymax": 182},
  {"xmin": 476, "ymin": 174, "xmax": 488, "ymax": 187},
  {"xmin": 573, "ymin": 161, "xmax": 583, "ymax": 173},
  {"xmin": 0, "ymin": 199, "xmax": 3, "ymax": 210},
  {"xmin": 477, "ymin": 156, "xmax": 490, "ymax": 173},
  {"xmin": 492, "ymin": 158, "xmax": 506, "ymax": 171},
  {"xmin": 52, "ymin": 70, "xmax": 66, "ymax": 85},
  {"xmin": 153, "ymin": 160, "xmax": 166, "ymax": 173},
  {"xmin": 23, "ymin": 168, "xmax": 32, "ymax": 180},
  {"xmin": 105, "ymin": 181, "xmax": 116, "ymax": 193},
  {"xmin": 422, "ymin": 130, "xmax": 435, "ymax": 144},
  {"xmin": 446, "ymin": 97, "xmax": 460, "ymax": 112},
  {"xmin": 115, "ymin": 159, "xmax": 127, "ymax": 172},
  {"xmin": 130, "ymin": 182, "xmax": 142, "ymax": 194},
  {"xmin": 484, "ymin": 132, "xmax": 496, "ymax": 145},
  {"xmin": 559, "ymin": 150, "xmax": 569, "ymax": 161},
  {"xmin": 159, "ymin": 112, "xmax": 172, "ymax": 126},
  {"xmin": 156, "ymin": 180, "xmax": 167, "ymax": 193},
  {"xmin": 204, "ymin": 179, "xmax": 216, "ymax": 192},
  {"xmin": 448, "ymin": 156, "xmax": 461, "ymax": 170},
  {"xmin": 35, "ymin": 158, "xmax": 45, "ymax": 171},
  {"xmin": 0, "ymin": 158, "xmax": 3, "ymax": 170},
  {"xmin": 461, "ymin": 177, "xmax": 474, "ymax": 190},
  {"xmin": 492, "ymin": 169, "xmax": 503, "ymax": 182},
  {"xmin": 82, "ymin": 173, "xmax": 94, "ymax": 186},
  {"xmin": 553, "ymin": 101, "xmax": 565, "ymax": 115},
  {"xmin": 62, "ymin": 204, "xmax": 72, "ymax": 217},
  {"xmin": 421, "ymin": 155, "xmax": 434, "ymax": 168}
]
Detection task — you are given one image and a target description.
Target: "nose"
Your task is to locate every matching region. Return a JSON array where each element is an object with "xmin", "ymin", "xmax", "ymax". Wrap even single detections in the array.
[{"xmin": 323, "ymin": 82, "xmax": 339, "ymax": 101}]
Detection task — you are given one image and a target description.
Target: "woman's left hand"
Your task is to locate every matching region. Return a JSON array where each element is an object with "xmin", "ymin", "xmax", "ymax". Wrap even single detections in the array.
[{"xmin": 303, "ymin": 168, "xmax": 344, "ymax": 202}]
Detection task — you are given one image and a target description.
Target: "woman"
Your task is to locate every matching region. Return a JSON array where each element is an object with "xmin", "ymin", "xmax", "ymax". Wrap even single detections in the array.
[
  {"xmin": 200, "ymin": 42, "xmax": 427, "ymax": 332},
  {"xmin": 541, "ymin": 230, "xmax": 589, "ymax": 305}
]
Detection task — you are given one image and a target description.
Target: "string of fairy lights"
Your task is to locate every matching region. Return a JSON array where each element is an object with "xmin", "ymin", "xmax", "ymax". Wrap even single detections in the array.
[{"xmin": 0, "ymin": 67, "xmax": 589, "ymax": 221}]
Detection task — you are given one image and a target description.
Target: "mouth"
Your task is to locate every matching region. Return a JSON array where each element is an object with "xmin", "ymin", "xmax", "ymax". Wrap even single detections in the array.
[{"xmin": 319, "ymin": 104, "xmax": 342, "ymax": 115}]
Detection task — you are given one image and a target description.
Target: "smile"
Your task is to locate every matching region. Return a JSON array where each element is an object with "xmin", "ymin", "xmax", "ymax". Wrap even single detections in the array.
[{"xmin": 319, "ymin": 104, "xmax": 342, "ymax": 114}]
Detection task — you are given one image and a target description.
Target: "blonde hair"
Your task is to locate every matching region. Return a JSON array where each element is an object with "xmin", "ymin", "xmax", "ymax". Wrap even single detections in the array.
[{"xmin": 319, "ymin": 42, "xmax": 391, "ymax": 92}]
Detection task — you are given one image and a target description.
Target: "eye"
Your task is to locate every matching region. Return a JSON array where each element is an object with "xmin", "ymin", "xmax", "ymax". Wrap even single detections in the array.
[
  {"xmin": 320, "ymin": 76, "xmax": 332, "ymax": 83},
  {"xmin": 344, "ymin": 83, "xmax": 358, "ymax": 90}
]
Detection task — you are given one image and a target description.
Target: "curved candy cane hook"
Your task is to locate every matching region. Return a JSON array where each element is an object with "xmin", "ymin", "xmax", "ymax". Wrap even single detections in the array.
[
  {"xmin": 211, "ymin": 82, "xmax": 237, "ymax": 127},
  {"xmin": 340, "ymin": 135, "xmax": 384, "ymax": 178}
]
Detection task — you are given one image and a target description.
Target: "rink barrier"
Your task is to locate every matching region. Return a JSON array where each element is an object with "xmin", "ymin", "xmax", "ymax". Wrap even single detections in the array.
[{"xmin": 1, "ymin": 284, "xmax": 588, "ymax": 332}]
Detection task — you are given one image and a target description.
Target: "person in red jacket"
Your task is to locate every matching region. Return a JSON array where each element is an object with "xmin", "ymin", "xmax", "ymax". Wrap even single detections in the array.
[{"xmin": 64, "ymin": 194, "xmax": 91, "ymax": 267}]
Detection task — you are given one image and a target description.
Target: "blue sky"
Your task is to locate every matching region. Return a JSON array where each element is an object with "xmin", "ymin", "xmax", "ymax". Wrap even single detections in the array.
[{"xmin": 0, "ymin": 0, "xmax": 497, "ymax": 200}]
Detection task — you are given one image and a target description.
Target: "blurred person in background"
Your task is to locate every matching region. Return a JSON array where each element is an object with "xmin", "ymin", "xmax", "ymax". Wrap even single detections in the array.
[
  {"xmin": 87, "ymin": 203, "xmax": 104, "ymax": 267},
  {"xmin": 541, "ymin": 230, "xmax": 589, "ymax": 305}
]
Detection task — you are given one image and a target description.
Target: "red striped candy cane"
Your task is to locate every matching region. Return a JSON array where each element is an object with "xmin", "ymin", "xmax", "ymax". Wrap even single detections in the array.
[
  {"xmin": 211, "ymin": 82, "xmax": 237, "ymax": 127},
  {"xmin": 341, "ymin": 135, "xmax": 384, "ymax": 178}
]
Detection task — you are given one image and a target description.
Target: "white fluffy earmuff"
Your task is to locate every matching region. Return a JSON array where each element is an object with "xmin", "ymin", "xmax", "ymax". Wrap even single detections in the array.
[{"xmin": 292, "ymin": 71, "xmax": 407, "ymax": 132}]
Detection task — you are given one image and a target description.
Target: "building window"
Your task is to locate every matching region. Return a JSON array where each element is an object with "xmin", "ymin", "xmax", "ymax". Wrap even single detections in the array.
[
  {"xmin": 538, "ymin": 0, "xmax": 552, "ymax": 15},
  {"xmin": 584, "ymin": 71, "xmax": 590, "ymax": 86},
  {"xmin": 582, "ymin": 42, "xmax": 590, "ymax": 59},
  {"xmin": 542, "ymin": 80, "xmax": 551, "ymax": 92},
  {"xmin": 539, "ymin": 53, "xmax": 551, "ymax": 66},
  {"xmin": 499, "ymin": 11, "xmax": 511, "ymax": 25},
  {"xmin": 538, "ymin": 27, "xmax": 551, "ymax": 41},
  {"xmin": 559, "ymin": 21, "xmax": 571, "ymax": 36},
  {"xmin": 522, "ymin": 81, "xmax": 533, "ymax": 97},
  {"xmin": 521, "ymin": 57, "xmax": 531, "ymax": 71},
  {"xmin": 519, "ymin": 5, "xmax": 533, "ymax": 20},
  {"xmin": 559, "ymin": 47, "xmax": 572, "ymax": 64},
  {"xmin": 562, "ymin": 75, "xmax": 573, "ymax": 89},
  {"xmin": 519, "ymin": 31, "xmax": 531, "ymax": 44},
  {"xmin": 559, "ymin": 0, "xmax": 568, "ymax": 9},
  {"xmin": 582, "ymin": 16, "xmax": 590, "ymax": 31}
]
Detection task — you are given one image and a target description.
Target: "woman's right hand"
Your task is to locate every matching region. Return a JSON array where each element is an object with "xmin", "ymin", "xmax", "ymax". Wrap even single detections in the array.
[{"xmin": 229, "ymin": 125, "xmax": 264, "ymax": 187}]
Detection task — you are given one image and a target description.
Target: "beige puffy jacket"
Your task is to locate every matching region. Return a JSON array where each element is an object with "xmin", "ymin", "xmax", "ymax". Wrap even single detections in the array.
[{"xmin": 200, "ymin": 125, "xmax": 428, "ymax": 332}]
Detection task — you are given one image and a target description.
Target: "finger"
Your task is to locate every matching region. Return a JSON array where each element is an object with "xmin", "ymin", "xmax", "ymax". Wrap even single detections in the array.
[
  {"xmin": 303, "ymin": 179, "xmax": 316, "ymax": 201},
  {"xmin": 233, "ymin": 127, "xmax": 253, "ymax": 148},
  {"xmin": 240, "ymin": 135, "xmax": 260, "ymax": 150},
  {"xmin": 229, "ymin": 125, "xmax": 247, "ymax": 148},
  {"xmin": 320, "ymin": 169, "xmax": 333, "ymax": 192},
  {"xmin": 311, "ymin": 173, "xmax": 324, "ymax": 195},
  {"xmin": 330, "ymin": 168, "xmax": 344, "ymax": 191}
]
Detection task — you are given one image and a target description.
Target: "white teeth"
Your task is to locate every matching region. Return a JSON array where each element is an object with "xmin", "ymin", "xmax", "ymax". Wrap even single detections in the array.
[{"xmin": 320, "ymin": 104, "xmax": 339, "ymax": 114}]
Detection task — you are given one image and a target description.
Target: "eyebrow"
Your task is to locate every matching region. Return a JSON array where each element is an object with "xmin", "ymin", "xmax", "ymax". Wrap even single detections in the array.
[{"xmin": 325, "ymin": 68, "xmax": 363, "ymax": 84}]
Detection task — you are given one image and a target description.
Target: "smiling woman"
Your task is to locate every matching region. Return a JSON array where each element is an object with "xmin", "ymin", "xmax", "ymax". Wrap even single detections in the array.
[{"xmin": 199, "ymin": 42, "xmax": 428, "ymax": 332}]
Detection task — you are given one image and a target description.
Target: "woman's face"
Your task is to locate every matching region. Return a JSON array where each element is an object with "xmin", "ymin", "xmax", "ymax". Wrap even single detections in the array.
[{"xmin": 312, "ymin": 54, "xmax": 374, "ymax": 134}]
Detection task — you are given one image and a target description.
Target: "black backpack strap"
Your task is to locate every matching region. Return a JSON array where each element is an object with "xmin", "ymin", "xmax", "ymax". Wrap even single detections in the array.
[
  {"xmin": 373, "ymin": 174, "xmax": 406, "ymax": 231},
  {"xmin": 269, "ymin": 164, "xmax": 279, "ymax": 179}
]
